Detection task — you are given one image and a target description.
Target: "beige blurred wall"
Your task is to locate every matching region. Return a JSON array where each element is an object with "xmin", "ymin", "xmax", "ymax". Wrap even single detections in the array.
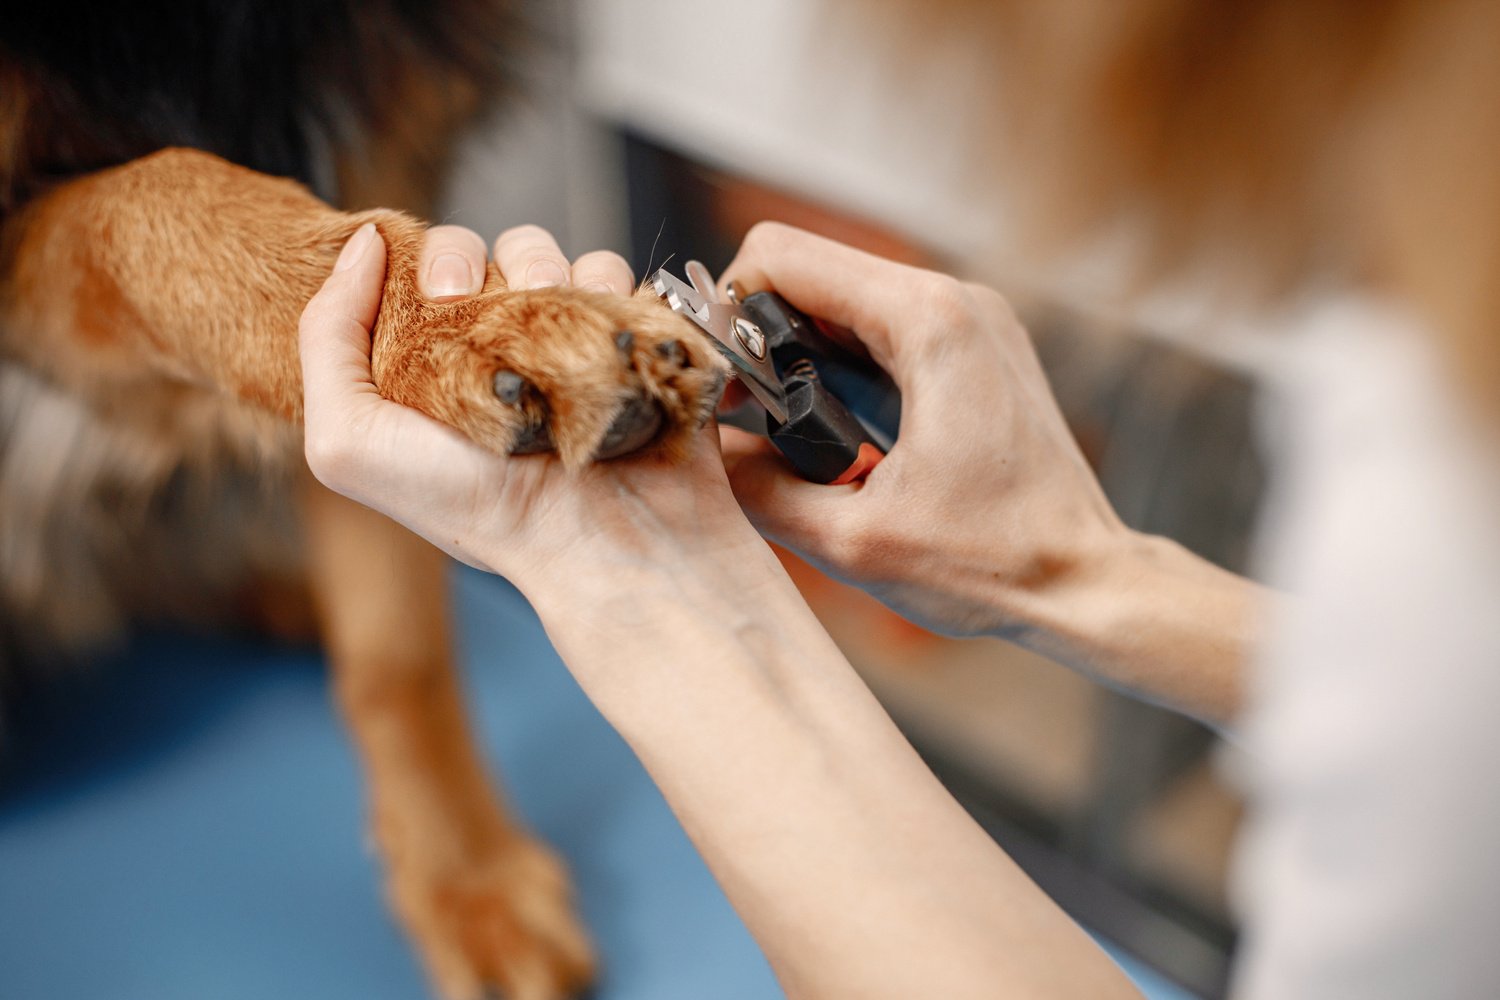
[{"xmin": 438, "ymin": 1, "xmax": 630, "ymax": 262}]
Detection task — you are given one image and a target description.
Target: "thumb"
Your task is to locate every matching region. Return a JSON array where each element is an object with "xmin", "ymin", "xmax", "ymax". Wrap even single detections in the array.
[
  {"xmin": 720, "ymin": 426, "xmax": 858, "ymax": 551},
  {"xmin": 299, "ymin": 222, "xmax": 388, "ymax": 447}
]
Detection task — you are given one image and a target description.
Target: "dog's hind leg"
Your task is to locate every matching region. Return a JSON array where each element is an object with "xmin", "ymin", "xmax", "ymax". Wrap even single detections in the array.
[
  {"xmin": 0, "ymin": 144, "xmax": 720, "ymax": 997},
  {"xmin": 302, "ymin": 475, "xmax": 595, "ymax": 1000}
]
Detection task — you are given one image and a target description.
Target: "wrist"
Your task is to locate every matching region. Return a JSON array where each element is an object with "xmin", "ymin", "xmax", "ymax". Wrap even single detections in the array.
[
  {"xmin": 506, "ymin": 508, "xmax": 774, "ymax": 606},
  {"xmin": 517, "ymin": 528, "xmax": 866, "ymax": 755},
  {"xmin": 1004, "ymin": 525, "xmax": 1254, "ymax": 723},
  {"xmin": 512, "ymin": 518, "xmax": 802, "ymax": 657},
  {"xmin": 945, "ymin": 510, "xmax": 1138, "ymax": 644}
]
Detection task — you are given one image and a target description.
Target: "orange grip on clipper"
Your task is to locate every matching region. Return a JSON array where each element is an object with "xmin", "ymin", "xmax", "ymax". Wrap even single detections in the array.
[{"xmin": 830, "ymin": 442, "xmax": 884, "ymax": 485}]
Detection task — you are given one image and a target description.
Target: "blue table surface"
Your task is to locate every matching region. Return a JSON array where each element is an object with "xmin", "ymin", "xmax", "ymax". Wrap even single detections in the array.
[{"xmin": 0, "ymin": 568, "xmax": 1194, "ymax": 1000}]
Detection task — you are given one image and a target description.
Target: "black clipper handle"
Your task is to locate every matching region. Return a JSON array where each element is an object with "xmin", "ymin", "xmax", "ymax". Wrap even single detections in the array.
[{"xmin": 740, "ymin": 291, "xmax": 902, "ymax": 484}]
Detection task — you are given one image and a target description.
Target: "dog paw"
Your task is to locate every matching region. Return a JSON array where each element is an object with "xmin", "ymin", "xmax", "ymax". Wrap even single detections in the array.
[
  {"xmin": 372, "ymin": 282, "xmax": 727, "ymax": 468},
  {"xmin": 388, "ymin": 835, "xmax": 595, "ymax": 1000}
]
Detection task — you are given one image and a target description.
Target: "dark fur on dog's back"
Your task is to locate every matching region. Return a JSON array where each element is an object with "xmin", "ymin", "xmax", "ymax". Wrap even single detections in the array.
[
  {"xmin": 0, "ymin": 0, "xmax": 514, "ymax": 699},
  {"xmin": 0, "ymin": 0, "xmax": 514, "ymax": 210}
]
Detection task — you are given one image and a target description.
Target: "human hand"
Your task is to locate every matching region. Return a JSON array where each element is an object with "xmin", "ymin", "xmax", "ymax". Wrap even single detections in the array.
[
  {"xmin": 717, "ymin": 222, "xmax": 1130, "ymax": 638},
  {"xmin": 299, "ymin": 223, "xmax": 762, "ymax": 590}
]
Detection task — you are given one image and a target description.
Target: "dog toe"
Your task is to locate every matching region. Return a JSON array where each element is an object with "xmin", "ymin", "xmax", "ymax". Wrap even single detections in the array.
[
  {"xmin": 373, "ymin": 283, "xmax": 726, "ymax": 467},
  {"xmin": 594, "ymin": 394, "xmax": 664, "ymax": 460}
]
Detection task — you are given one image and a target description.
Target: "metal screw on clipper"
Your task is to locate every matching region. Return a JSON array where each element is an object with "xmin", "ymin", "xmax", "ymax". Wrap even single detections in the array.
[{"xmin": 732, "ymin": 317, "xmax": 767, "ymax": 361}]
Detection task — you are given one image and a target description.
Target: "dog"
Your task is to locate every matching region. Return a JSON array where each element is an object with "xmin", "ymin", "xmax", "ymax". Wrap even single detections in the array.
[{"xmin": 0, "ymin": 4, "xmax": 721, "ymax": 998}]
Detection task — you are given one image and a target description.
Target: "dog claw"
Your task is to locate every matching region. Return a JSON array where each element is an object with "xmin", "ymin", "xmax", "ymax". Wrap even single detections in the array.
[
  {"xmin": 697, "ymin": 370, "xmax": 728, "ymax": 428},
  {"xmin": 510, "ymin": 418, "xmax": 554, "ymax": 455},
  {"xmin": 493, "ymin": 370, "xmax": 527, "ymax": 405}
]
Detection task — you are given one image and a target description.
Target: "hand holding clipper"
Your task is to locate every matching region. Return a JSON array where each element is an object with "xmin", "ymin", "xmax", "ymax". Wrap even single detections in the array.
[{"xmin": 651, "ymin": 261, "xmax": 900, "ymax": 484}]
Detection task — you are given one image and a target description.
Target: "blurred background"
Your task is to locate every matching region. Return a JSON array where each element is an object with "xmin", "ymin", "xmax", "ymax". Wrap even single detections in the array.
[
  {"xmin": 551, "ymin": 2, "xmax": 1261, "ymax": 993},
  {"xmin": 0, "ymin": 1, "xmax": 1268, "ymax": 997}
]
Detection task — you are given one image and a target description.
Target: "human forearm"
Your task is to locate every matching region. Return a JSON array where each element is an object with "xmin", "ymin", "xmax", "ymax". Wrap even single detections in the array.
[
  {"xmin": 520, "ymin": 533, "xmax": 1141, "ymax": 1000},
  {"xmin": 769, "ymin": 488, "xmax": 1257, "ymax": 725},
  {"xmin": 1001, "ymin": 528, "xmax": 1262, "ymax": 725}
]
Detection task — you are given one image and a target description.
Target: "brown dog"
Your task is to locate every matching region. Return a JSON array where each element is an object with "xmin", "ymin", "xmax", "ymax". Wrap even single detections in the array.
[{"xmin": 0, "ymin": 8, "xmax": 721, "ymax": 1000}]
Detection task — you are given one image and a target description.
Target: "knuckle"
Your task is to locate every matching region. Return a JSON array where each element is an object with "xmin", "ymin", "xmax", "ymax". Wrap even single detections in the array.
[
  {"xmin": 302, "ymin": 431, "xmax": 357, "ymax": 492},
  {"xmin": 297, "ymin": 296, "xmax": 321, "ymax": 333},
  {"xmin": 963, "ymin": 281, "xmax": 1019, "ymax": 330},
  {"xmin": 816, "ymin": 519, "xmax": 857, "ymax": 571},
  {"xmin": 816, "ymin": 507, "xmax": 882, "ymax": 577},
  {"xmin": 903, "ymin": 274, "xmax": 990, "ymax": 358},
  {"xmin": 516, "ymin": 245, "xmax": 561, "ymax": 265},
  {"xmin": 742, "ymin": 220, "xmax": 794, "ymax": 255},
  {"xmin": 574, "ymin": 248, "xmax": 631, "ymax": 273},
  {"xmin": 914, "ymin": 273, "xmax": 977, "ymax": 332},
  {"xmin": 962, "ymin": 280, "xmax": 1009, "ymax": 315},
  {"xmin": 425, "ymin": 224, "xmax": 486, "ymax": 257},
  {"xmin": 298, "ymin": 288, "xmax": 337, "ymax": 337},
  {"xmin": 495, "ymin": 223, "xmax": 553, "ymax": 248}
]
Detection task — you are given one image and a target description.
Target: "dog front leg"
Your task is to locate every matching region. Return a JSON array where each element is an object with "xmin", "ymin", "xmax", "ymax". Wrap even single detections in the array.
[
  {"xmin": 0, "ymin": 148, "xmax": 388, "ymax": 417},
  {"xmin": 0, "ymin": 146, "xmax": 723, "ymax": 466},
  {"xmin": 302, "ymin": 475, "xmax": 594, "ymax": 1000}
]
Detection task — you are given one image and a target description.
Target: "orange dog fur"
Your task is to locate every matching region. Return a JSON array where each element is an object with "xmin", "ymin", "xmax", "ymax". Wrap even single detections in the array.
[{"xmin": 0, "ymin": 96, "xmax": 720, "ymax": 1000}]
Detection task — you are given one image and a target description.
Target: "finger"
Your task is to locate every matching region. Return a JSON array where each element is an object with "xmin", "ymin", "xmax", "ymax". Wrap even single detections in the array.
[
  {"xmin": 302, "ymin": 227, "xmax": 499, "ymax": 510},
  {"xmin": 418, "ymin": 224, "xmax": 488, "ymax": 301},
  {"xmin": 719, "ymin": 221, "xmax": 938, "ymax": 373},
  {"xmin": 717, "ymin": 379, "xmax": 751, "ymax": 412},
  {"xmin": 299, "ymin": 224, "xmax": 389, "ymax": 449},
  {"xmin": 570, "ymin": 249, "xmax": 635, "ymax": 296},
  {"xmin": 493, "ymin": 224, "xmax": 571, "ymax": 290},
  {"xmin": 809, "ymin": 316, "xmax": 876, "ymax": 364}
]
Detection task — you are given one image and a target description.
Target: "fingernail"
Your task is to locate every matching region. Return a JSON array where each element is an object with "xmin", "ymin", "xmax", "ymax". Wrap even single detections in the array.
[
  {"xmin": 335, "ymin": 223, "xmax": 376, "ymax": 272},
  {"xmin": 426, "ymin": 252, "xmax": 475, "ymax": 299},
  {"xmin": 525, "ymin": 259, "xmax": 568, "ymax": 289},
  {"xmin": 580, "ymin": 281, "xmax": 612, "ymax": 295}
]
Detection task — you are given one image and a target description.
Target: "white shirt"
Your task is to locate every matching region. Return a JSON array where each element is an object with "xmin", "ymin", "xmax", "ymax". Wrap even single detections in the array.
[
  {"xmin": 1233, "ymin": 299, "xmax": 1500, "ymax": 998},
  {"xmin": 575, "ymin": 7, "xmax": 1500, "ymax": 993}
]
